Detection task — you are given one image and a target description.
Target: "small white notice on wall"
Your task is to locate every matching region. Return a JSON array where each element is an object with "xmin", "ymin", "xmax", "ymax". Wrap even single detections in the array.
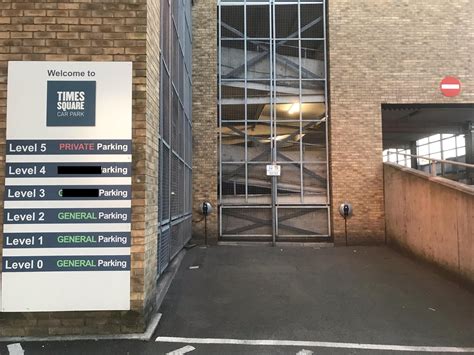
[
  {"xmin": 266, "ymin": 164, "xmax": 281, "ymax": 176},
  {"xmin": 2, "ymin": 61, "xmax": 132, "ymax": 312}
]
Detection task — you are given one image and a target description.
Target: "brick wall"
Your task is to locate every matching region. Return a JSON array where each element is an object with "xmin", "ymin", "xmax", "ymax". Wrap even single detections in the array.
[
  {"xmin": 144, "ymin": 0, "xmax": 160, "ymax": 319},
  {"xmin": 0, "ymin": 0, "xmax": 159, "ymax": 336},
  {"xmin": 191, "ymin": 0, "xmax": 218, "ymax": 243},
  {"xmin": 193, "ymin": 0, "xmax": 473, "ymax": 243},
  {"xmin": 328, "ymin": 0, "xmax": 474, "ymax": 244}
]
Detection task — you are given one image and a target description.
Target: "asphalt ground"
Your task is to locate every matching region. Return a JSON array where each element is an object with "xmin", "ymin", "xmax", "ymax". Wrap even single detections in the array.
[{"xmin": 1, "ymin": 245, "xmax": 473, "ymax": 354}]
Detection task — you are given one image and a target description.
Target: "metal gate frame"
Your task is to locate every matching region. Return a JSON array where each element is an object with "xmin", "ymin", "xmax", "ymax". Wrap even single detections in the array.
[{"xmin": 218, "ymin": 0, "xmax": 330, "ymax": 241}]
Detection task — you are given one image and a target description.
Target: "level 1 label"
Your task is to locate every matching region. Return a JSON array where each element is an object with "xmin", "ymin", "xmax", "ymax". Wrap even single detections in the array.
[
  {"xmin": 3, "ymin": 232, "xmax": 130, "ymax": 248},
  {"xmin": 2, "ymin": 255, "xmax": 130, "ymax": 272},
  {"xmin": 4, "ymin": 208, "xmax": 130, "ymax": 224}
]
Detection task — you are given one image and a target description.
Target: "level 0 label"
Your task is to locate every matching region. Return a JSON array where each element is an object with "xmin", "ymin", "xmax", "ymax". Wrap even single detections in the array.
[
  {"xmin": 7, "ymin": 140, "xmax": 131, "ymax": 155},
  {"xmin": 4, "ymin": 208, "xmax": 130, "ymax": 224},
  {"xmin": 3, "ymin": 232, "xmax": 130, "ymax": 248},
  {"xmin": 2, "ymin": 255, "xmax": 130, "ymax": 272}
]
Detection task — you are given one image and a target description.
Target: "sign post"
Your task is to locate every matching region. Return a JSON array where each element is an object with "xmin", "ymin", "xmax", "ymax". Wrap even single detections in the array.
[{"xmin": 2, "ymin": 62, "xmax": 133, "ymax": 312}]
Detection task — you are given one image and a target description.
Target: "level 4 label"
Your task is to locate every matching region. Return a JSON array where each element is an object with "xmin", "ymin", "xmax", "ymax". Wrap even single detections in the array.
[{"xmin": 6, "ymin": 162, "xmax": 131, "ymax": 177}]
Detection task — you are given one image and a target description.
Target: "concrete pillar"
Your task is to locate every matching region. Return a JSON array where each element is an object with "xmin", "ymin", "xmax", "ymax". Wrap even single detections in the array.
[
  {"xmin": 410, "ymin": 141, "xmax": 418, "ymax": 170},
  {"xmin": 465, "ymin": 122, "xmax": 474, "ymax": 184}
]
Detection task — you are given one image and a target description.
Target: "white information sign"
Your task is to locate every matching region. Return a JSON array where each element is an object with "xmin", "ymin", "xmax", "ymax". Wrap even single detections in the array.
[
  {"xmin": 266, "ymin": 164, "xmax": 281, "ymax": 177},
  {"xmin": 1, "ymin": 62, "xmax": 132, "ymax": 312}
]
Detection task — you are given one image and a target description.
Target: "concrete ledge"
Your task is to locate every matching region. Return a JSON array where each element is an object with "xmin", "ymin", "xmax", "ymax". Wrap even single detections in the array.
[
  {"xmin": 218, "ymin": 241, "xmax": 334, "ymax": 248},
  {"xmin": 0, "ymin": 249, "xmax": 186, "ymax": 342},
  {"xmin": 384, "ymin": 162, "xmax": 474, "ymax": 195},
  {"xmin": 0, "ymin": 313, "xmax": 161, "ymax": 342}
]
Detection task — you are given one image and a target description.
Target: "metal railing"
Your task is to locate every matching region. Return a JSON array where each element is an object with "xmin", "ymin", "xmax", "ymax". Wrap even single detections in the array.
[{"xmin": 386, "ymin": 151, "xmax": 474, "ymax": 178}]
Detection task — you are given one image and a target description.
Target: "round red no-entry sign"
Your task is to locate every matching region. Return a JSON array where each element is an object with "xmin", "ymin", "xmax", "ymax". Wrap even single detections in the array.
[{"xmin": 440, "ymin": 76, "xmax": 461, "ymax": 97}]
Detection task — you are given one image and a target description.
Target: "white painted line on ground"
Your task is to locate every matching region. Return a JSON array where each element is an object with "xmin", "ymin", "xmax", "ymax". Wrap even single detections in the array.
[
  {"xmin": 155, "ymin": 336, "xmax": 474, "ymax": 353},
  {"xmin": 166, "ymin": 345, "xmax": 195, "ymax": 355},
  {"xmin": 7, "ymin": 343, "xmax": 24, "ymax": 355},
  {"xmin": 296, "ymin": 349, "xmax": 314, "ymax": 355}
]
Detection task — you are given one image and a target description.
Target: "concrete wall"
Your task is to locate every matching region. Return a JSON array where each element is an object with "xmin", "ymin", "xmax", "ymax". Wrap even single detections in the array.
[
  {"xmin": 328, "ymin": 0, "xmax": 474, "ymax": 243},
  {"xmin": 384, "ymin": 163, "xmax": 474, "ymax": 283},
  {"xmin": 0, "ymin": 0, "xmax": 159, "ymax": 337}
]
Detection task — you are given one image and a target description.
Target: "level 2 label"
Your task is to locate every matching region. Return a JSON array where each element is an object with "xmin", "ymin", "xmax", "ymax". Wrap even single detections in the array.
[{"xmin": 4, "ymin": 208, "xmax": 131, "ymax": 224}]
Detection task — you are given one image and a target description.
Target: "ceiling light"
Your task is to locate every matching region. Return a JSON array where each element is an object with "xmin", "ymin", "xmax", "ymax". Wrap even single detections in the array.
[{"xmin": 288, "ymin": 103, "xmax": 300, "ymax": 115}]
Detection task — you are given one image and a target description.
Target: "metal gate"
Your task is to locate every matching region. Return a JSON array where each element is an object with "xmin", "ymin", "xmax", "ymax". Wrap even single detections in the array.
[{"xmin": 218, "ymin": 0, "xmax": 330, "ymax": 241}]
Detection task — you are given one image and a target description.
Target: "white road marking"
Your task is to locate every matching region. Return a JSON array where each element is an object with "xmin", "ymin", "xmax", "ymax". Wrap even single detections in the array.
[
  {"xmin": 166, "ymin": 345, "xmax": 195, "ymax": 355},
  {"xmin": 296, "ymin": 349, "xmax": 314, "ymax": 355},
  {"xmin": 155, "ymin": 336, "xmax": 474, "ymax": 353},
  {"xmin": 7, "ymin": 343, "xmax": 24, "ymax": 355}
]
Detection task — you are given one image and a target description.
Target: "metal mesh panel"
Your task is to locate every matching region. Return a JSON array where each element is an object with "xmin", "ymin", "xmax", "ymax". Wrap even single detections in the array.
[
  {"xmin": 178, "ymin": 104, "xmax": 184, "ymax": 156},
  {"xmin": 221, "ymin": 6, "xmax": 244, "ymax": 38},
  {"xmin": 161, "ymin": 68, "xmax": 170, "ymax": 142},
  {"xmin": 275, "ymin": 5, "xmax": 298, "ymax": 38},
  {"xmin": 277, "ymin": 208, "xmax": 329, "ymax": 237},
  {"xmin": 159, "ymin": 0, "xmax": 193, "ymax": 275},
  {"xmin": 221, "ymin": 207, "xmax": 272, "ymax": 237},
  {"xmin": 161, "ymin": 0, "xmax": 170, "ymax": 64},
  {"xmin": 246, "ymin": 6, "xmax": 269, "ymax": 39},
  {"xmin": 170, "ymin": 219, "xmax": 184, "ymax": 259},
  {"xmin": 172, "ymin": 0, "xmax": 179, "ymax": 34},
  {"xmin": 184, "ymin": 216, "xmax": 192, "ymax": 244},
  {"xmin": 178, "ymin": 160, "xmax": 185, "ymax": 215},
  {"xmin": 171, "ymin": 154, "xmax": 179, "ymax": 217},
  {"xmin": 158, "ymin": 226, "xmax": 171, "ymax": 274},
  {"xmin": 179, "ymin": 48, "xmax": 184, "ymax": 97},
  {"xmin": 300, "ymin": 4, "xmax": 324, "ymax": 39},
  {"xmin": 172, "ymin": 27, "xmax": 179, "ymax": 86},
  {"xmin": 171, "ymin": 90, "xmax": 179, "ymax": 152},
  {"xmin": 161, "ymin": 145, "xmax": 170, "ymax": 221}
]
